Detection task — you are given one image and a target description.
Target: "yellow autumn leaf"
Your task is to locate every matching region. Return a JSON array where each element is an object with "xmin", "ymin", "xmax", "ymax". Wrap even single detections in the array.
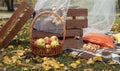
[
  {"xmin": 108, "ymin": 60, "xmax": 116, "ymax": 65},
  {"xmin": 16, "ymin": 60, "xmax": 27, "ymax": 67},
  {"xmin": 2, "ymin": 55, "xmax": 12, "ymax": 64},
  {"xmin": 23, "ymin": 67, "xmax": 28, "ymax": 71},
  {"xmin": 84, "ymin": 68, "xmax": 94, "ymax": 71},
  {"xmin": 60, "ymin": 64, "xmax": 65, "ymax": 67},
  {"xmin": 43, "ymin": 65, "xmax": 51, "ymax": 71},
  {"xmin": 0, "ymin": 48, "xmax": 5, "ymax": 52},
  {"xmin": 48, "ymin": 61, "xmax": 59, "ymax": 68},
  {"xmin": 16, "ymin": 50, "xmax": 25, "ymax": 56},
  {"xmin": 31, "ymin": 64, "xmax": 41, "ymax": 70},
  {"xmin": 8, "ymin": 45, "xmax": 14, "ymax": 49},
  {"xmin": 70, "ymin": 59, "xmax": 81, "ymax": 68},
  {"xmin": 53, "ymin": 63, "xmax": 60, "ymax": 69},
  {"xmin": 75, "ymin": 59, "xmax": 81, "ymax": 64},
  {"xmin": 42, "ymin": 57, "xmax": 49, "ymax": 61},
  {"xmin": 42, "ymin": 62, "xmax": 51, "ymax": 71},
  {"xmin": 69, "ymin": 53, "xmax": 77, "ymax": 58},
  {"xmin": 87, "ymin": 58, "xmax": 95, "ymax": 65},
  {"xmin": 70, "ymin": 63, "xmax": 78, "ymax": 68},
  {"xmin": 11, "ymin": 56, "xmax": 18, "ymax": 64},
  {"xmin": 0, "ymin": 63, "xmax": 3, "ymax": 67},
  {"xmin": 93, "ymin": 56, "xmax": 103, "ymax": 62},
  {"xmin": 25, "ymin": 59, "xmax": 30, "ymax": 63}
]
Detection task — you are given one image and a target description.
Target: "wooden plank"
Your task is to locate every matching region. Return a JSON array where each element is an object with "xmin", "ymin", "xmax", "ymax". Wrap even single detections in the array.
[
  {"xmin": 32, "ymin": 28, "xmax": 83, "ymax": 39},
  {"xmin": 63, "ymin": 38, "xmax": 83, "ymax": 49},
  {"xmin": 66, "ymin": 19, "xmax": 88, "ymax": 29},
  {"xmin": 32, "ymin": 29, "xmax": 62, "ymax": 39},
  {"xmin": 66, "ymin": 29, "xmax": 83, "ymax": 37},
  {"xmin": 0, "ymin": 2, "xmax": 28, "ymax": 38},
  {"xmin": 67, "ymin": 9, "xmax": 88, "ymax": 17},
  {"xmin": 1, "ymin": 8, "xmax": 34, "ymax": 48}
]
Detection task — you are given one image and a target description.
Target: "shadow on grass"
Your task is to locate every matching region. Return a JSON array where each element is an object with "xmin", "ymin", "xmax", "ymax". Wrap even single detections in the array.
[{"xmin": 9, "ymin": 39, "xmax": 30, "ymax": 47}]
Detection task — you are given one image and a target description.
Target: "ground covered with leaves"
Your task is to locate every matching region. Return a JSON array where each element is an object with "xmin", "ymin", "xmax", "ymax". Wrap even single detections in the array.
[{"xmin": 0, "ymin": 19, "xmax": 120, "ymax": 71}]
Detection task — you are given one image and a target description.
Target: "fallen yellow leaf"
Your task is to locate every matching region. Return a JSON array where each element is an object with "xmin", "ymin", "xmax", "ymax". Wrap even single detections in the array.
[
  {"xmin": 70, "ymin": 63, "xmax": 78, "ymax": 68},
  {"xmin": 8, "ymin": 45, "xmax": 14, "ymax": 49},
  {"xmin": 2, "ymin": 55, "xmax": 12, "ymax": 64},
  {"xmin": 16, "ymin": 60, "xmax": 27, "ymax": 67},
  {"xmin": 87, "ymin": 58, "xmax": 95, "ymax": 65},
  {"xmin": 93, "ymin": 56, "xmax": 103, "ymax": 62}
]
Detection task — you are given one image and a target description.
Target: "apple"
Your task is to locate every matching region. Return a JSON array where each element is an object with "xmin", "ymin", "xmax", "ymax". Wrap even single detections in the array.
[
  {"xmin": 46, "ymin": 44, "xmax": 51, "ymax": 53},
  {"xmin": 46, "ymin": 44, "xmax": 51, "ymax": 48},
  {"xmin": 50, "ymin": 36, "xmax": 58, "ymax": 41},
  {"xmin": 50, "ymin": 40, "xmax": 59, "ymax": 47},
  {"xmin": 44, "ymin": 37, "xmax": 49, "ymax": 41},
  {"xmin": 45, "ymin": 39, "xmax": 51, "ymax": 45},
  {"xmin": 35, "ymin": 38, "xmax": 45, "ymax": 47},
  {"xmin": 44, "ymin": 37, "xmax": 51, "ymax": 45}
]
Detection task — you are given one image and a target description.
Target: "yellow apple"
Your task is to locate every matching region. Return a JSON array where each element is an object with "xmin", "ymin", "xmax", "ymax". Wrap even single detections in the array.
[
  {"xmin": 50, "ymin": 36, "xmax": 58, "ymax": 41},
  {"xmin": 50, "ymin": 40, "xmax": 59, "ymax": 47},
  {"xmin": 44, "ymin": 37, "xmax": 49, "ymax": 41},
  {"xmin": 35, "ymin": 38, "xmax": 45, "ymax": 47},
  {"xmin": 46, "ymin": 44, "xmax": 51, "ymax": 53},
  {"xmin": 45, "ymin": 44, "xmax": 51, "ymax": 48}
]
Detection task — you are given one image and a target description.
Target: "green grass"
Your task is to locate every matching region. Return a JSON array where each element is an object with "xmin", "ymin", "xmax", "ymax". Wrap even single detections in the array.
[
  {"xmin": 111, "ymin": 17, "xmax": 120, "ymax": 32},
  {"xmin": 0, "ymin": 18, "xmax": 120, "ymax": 71}
]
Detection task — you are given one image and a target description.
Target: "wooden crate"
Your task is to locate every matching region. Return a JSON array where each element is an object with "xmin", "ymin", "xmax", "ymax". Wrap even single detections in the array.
[
  {"xmin": 0, "ymin": 2, "xmax": 34, "ymax": 49},
  {"xmin": 32, "ymin": 9, "xmax": 88, "ymax": 49},
  {"xmin": 63, "ymin": 8, "xmax": 88, "ymax": 49}
]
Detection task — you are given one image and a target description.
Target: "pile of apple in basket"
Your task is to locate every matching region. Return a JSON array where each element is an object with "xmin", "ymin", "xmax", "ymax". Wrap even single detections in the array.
[
  {"xmin": 31, "ymin": 35, "xmax": 62, "ymax": 57},
  {"xmin": 30, "ymin": 11, "xmax": 66, "ymax": 57},
  {"xmin": 35, "ymin": 36, "xmax": 60, "ymax": 49}
]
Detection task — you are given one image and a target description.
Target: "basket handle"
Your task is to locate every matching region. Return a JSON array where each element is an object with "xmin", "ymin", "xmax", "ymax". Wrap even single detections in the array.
[{"xmin": 30, "ymin": 11, "xmax": 66, "ymax": 45}]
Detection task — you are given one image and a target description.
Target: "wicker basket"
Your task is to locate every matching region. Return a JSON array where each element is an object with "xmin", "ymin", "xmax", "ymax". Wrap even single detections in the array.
[{"xmin": 30, "ymin": 11, "xmax": 66, "ymax": 57}]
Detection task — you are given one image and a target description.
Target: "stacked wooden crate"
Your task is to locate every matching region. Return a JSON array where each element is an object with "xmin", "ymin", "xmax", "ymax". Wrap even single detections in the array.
[{"xmin": 63, "ymin": 9, "xmax": 88, "ymax": 49}]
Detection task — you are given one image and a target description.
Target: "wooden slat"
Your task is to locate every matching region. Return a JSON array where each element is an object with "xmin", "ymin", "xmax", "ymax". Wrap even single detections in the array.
[
  {"xmin": 32, "ymin": 29, "xmax": 83, "ymax": 39},
  {"xmin": 67, "ymin": 9, "xmax": 88, "ymax": 17},
  {"xmin": 0, "ymin": 2, "xmax": 28, "ymax": 38},
  {"xmin": 1, "ymin": 7, "xmax": 34, "ymax": 48},
  {"xmin": 0, "ymin": 2, "xmax": 34, "ymax": 49},
  {"xmin": 66, "ymin": 19, "xmax": 88, "ymax": 29},
  {"xmin": 66, "ymin": 29, "xmax": 83, "ymax": 37},
  {"xmin": 63, "ymin": 38, "xmax": 83, "ymax": 49},
  {"xmin": 32, "ymin": 29, "xmax": 63, "ymax": 39}
]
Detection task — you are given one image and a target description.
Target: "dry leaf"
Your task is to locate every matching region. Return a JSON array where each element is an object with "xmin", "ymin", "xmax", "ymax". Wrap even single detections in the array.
[
  {"xmin": 75, "ymin": 59, "xmax": 81, "ymax": 64},
  {"xmin": 70, "ymin": 59, "xmax": 81, "ymax": 68},
  {"xmin": 16, "ymin": 50, "xmax": 25, "ymax": 56},
  {"xmin": 70, "ymin": 63, "xmax": 78, "ymax": 68},
  {"xmin": 93, "ymin": 56, "xmax": 103, "ymax": 62},
  {"xmin": 11, "ymin": 56, "xmax": 18, "ymax": 63},
  {"xmin": 2, "ymin": 55, "xmax": 12, "ymax": 64},
  {"xmin": 108, "ymin": 60, "xmax": 116, "ymax": 65},
  {"xmin": 25, "ymin": 59, "xmax": 30, "ymax": 63},
  {"xmin": 84, "ymin": 68, "xmax": 94, "ymax": 71},
  {"xmin": 87, "ymin": 58, "xmax": 95, "ymax": 65},
  {"xmin": 16, "ymin": 60, "xmax": 27, "ymax": 67},
  {"xmin": 23, "ymin": 67, "xmax": 28, "ymax": 71},
  {"xmin": 0, "ymin": 63, "xmax": 3, "ymax": 67},
  {"xmin": 42, "ymin": 62, "xmax": 51, "ymax": 71},
  {"xmin": 8, "ymin": 45, "xmax": 14, "ymax": 49}
]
